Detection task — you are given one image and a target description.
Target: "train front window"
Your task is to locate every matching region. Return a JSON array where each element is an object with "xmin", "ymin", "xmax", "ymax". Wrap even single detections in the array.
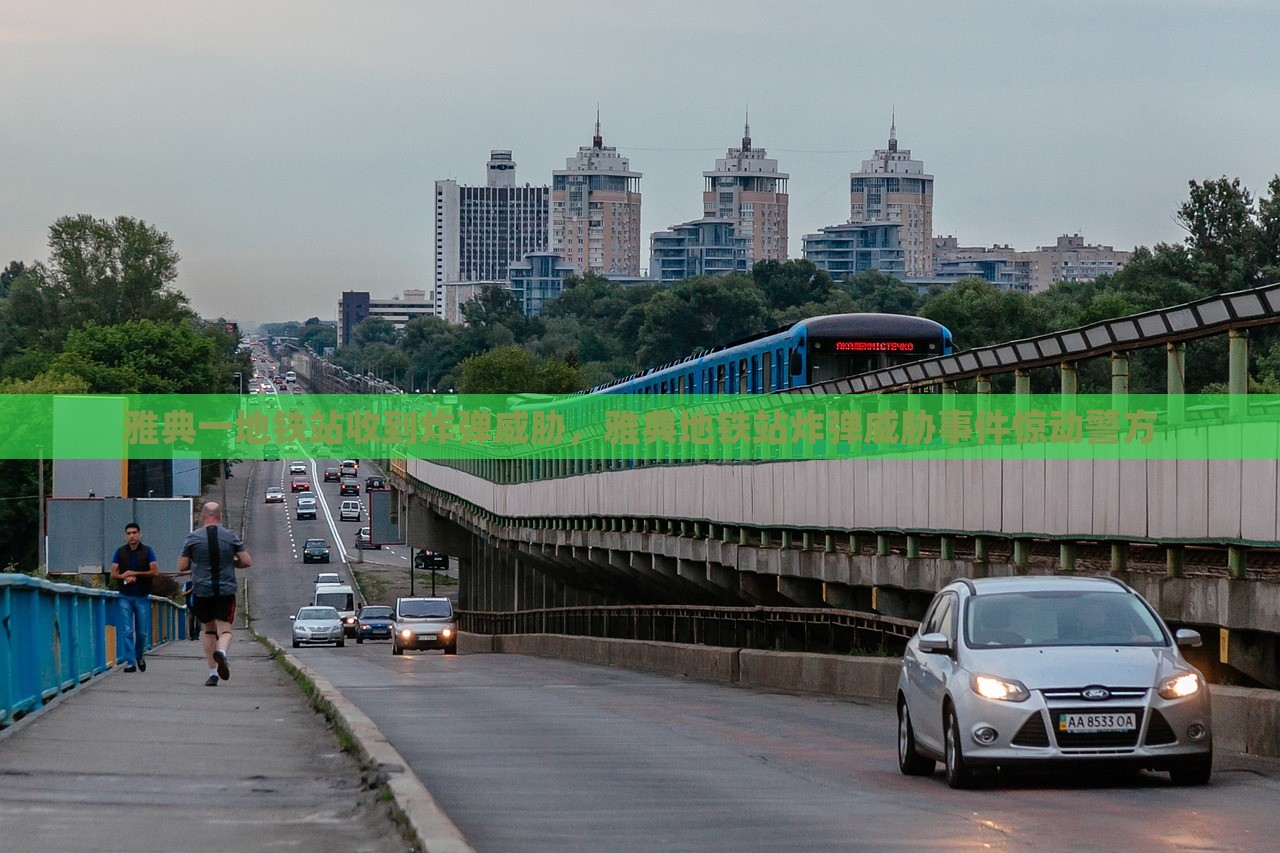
[{"xmin": 808, "ymin": 337, "xmax": 935, "ymax": 383}]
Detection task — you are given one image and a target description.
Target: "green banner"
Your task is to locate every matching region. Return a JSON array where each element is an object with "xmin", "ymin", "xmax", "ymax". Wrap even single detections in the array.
[{"xmin": 1, "ymin": 393, "xmax": 1277, "ymax": 460}]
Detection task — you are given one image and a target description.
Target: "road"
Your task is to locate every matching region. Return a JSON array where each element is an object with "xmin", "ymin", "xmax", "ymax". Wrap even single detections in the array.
[{"xmin": 241, "ymin": 459, "xmax": 1280, "ymax": 852}]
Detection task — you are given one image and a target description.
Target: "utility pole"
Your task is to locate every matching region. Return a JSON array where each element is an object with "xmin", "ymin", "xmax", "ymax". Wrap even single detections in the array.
[{"xmin": 37, "ymin": 446, "xmax": 45, "ymax": 575}]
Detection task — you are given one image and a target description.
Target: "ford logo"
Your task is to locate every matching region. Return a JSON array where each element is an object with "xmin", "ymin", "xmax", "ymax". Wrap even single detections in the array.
[{"xmin": 1082, "ymin": 687, "xmax": 1111, "ymax": 701}]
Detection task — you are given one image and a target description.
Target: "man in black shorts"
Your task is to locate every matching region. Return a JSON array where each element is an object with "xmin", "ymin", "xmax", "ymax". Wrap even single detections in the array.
[{"xmin": 178, "ymin": 502, "xmax": 252, "ymax": 686}]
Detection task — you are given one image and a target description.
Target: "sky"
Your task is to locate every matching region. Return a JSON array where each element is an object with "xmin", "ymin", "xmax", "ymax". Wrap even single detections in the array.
[{"xmin": 2, "ymin": 1, "xmax": 1278, "ymax": 328}]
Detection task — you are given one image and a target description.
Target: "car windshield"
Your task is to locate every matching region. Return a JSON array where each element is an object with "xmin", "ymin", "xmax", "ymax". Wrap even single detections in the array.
[
  {"xmin": 360, "ymin": 607, "xmax": 394, "ymax": 619},
  {"xmin": 399, "ymin": 600, "xmax": 453, "ymax": 619},
  {"xmin": 965, "ymin": 590, "xmax": 1167, "ymax": 648},
  {"xmin": 299, "ymin": 607, "xmax": 338, "ymax": 620},
  {"xmin": 266, "ymin": 487, "xmax": 282, "ymax": 494},
  {"xmin": 305, "ymin": 540, "xmax": 326, "ymax": 548}
]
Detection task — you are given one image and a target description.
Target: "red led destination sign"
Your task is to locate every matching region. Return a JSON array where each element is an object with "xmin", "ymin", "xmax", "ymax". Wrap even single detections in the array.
[{"xmin": 833, "ymin": 340, "xmax": 917, "ymax": 352}]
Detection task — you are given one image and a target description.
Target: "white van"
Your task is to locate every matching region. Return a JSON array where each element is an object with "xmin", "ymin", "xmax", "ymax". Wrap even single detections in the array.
[
  {"xmin": 339, "ymin": 499, "xmax": 361, "ymax": 522},
  {"xmin": 313, "ymin": 584, "xmax": 357, "ymax": 635}
]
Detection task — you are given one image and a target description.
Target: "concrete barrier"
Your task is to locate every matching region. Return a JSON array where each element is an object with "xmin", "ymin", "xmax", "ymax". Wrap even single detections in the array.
[{"xmin": 472, "ymin": 633, "xmax": 1280, "ymax": 758}]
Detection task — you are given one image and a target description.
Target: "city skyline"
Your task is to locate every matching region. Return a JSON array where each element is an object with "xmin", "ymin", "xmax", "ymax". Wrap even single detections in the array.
[{"xmin": 2, "ymin": 1, "xmax": 1277, "ymax": 325}]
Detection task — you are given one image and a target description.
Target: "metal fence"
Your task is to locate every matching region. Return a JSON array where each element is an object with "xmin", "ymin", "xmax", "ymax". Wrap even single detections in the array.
[
  {"xmin": 1, "ymin": 574, "xmax": 186, "ymax": 728},
  {"xmin": 459, "ymin": 604, "xmax": 919, "ymax": 656}
]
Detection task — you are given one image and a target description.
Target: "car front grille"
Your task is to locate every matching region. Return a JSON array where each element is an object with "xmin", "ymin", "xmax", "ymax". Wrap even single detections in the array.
[
  {"xmin": 1042, "ymin": 686, "xmax": 1148, "ymax": 701},
  {"xmin": 1012, "ymin": 713, "xmax": 1051, "ymax": 747},
  {"xmin": 1051, "ymin": 707, "xmax": 1144, "ymax": 749}
]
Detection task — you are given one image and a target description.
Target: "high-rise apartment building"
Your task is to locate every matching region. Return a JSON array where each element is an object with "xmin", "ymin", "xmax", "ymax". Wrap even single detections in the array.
[
  {"xmin": 552, "ymin": 116, "xmax": 642, "ymax": 276},
  {"xmin": 434, "ymin": 150, "xmax": 549, "ymax": 315},
  {"xmin": 702, "ymin": 117, "xmax": 788, "ymax": 264},
  {"xmin": 849, "ymin": 120, "xmax": 934, "ymax": 276},
  {"xmin": 801, "ymin": 222, "xmax": 905, "ymax": 279},
  {"xmin": 650, "ymin": 218, "xmax": 750, "ymax": 282}
]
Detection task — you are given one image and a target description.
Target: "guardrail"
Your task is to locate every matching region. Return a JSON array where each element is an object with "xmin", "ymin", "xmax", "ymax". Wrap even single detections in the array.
[
  {"xmin": 459, "ymin": 604, "xmax": 919, "ymax": 655},
  {"xmin": 1, "ymin": 574, "xmax": 187, "ymax": 728}
]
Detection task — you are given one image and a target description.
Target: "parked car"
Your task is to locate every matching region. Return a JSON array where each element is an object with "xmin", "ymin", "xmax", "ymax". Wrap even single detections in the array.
[
  {"xmin": 290, "ymin": 477, "xmax": 310, "ymax": 492},
  {"xmin": 323, "ymin": 466, "xmax": 341, "ymax": 482},
  {"xmin": 392, "ymin": 597, "xmax": 457, "ymax": 655},
  {"xmin": 302, "ymin": 538, "xmax": 330, "ymax": 563},
  {"xmin": 314, "ymin": 572, "xmax": 341, "ymax": 586},
  {"xmin": 264, "ymin": 486, "xmax": 285, "ymax": 503},
  {"xmin": 290, "ymin": 606, "xmax": 345, "ymax": 648},
  {"xmin": 295, "ymin": 496, "xmax": 317, "ymax": 520},
  {"xmin": 896, "ymin": 576, "xmax": 1213, "ymax": 788},
  {"xmin": 356, "ymin": 605, "xmax": 395, "ymax": 644},
  {"xmin": 414, "ymin": 550, "xmax": 448, "ymax": 571},
  {"xmin": 339, "ymin": 499, "xmax": 361, "ymax": 522},
  {"xmin": 339, "ymin": 478, "xmax": 360, "ymax": 496},
  {"xmin": 354, "ymin": 527, "xmax": 380, "ymax": 550},
  {"xmin": 289, "ymin": 461, "xmax": 306, "ymax": 475}
]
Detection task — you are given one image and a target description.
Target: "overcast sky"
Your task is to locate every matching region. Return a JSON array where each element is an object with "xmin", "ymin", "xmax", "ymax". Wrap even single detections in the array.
[{"xmin": 2, "ymin": 1, "xmax": 1277, "ymax": 328}]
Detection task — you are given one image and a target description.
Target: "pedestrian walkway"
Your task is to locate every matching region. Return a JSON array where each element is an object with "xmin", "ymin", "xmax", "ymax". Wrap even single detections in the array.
[{"xmin": 0, "ymin": 627, "xmax": 410, "ymax": 853}]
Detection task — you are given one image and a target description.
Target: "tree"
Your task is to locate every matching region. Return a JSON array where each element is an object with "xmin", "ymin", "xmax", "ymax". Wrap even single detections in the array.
[
  {"xmin": 297, "ymin": 323, "xmax": 336, "ymax": 353},
  {"xmin": 842, "ymin": 269, "xmax": 924, "ymax": 315},
  {"xmin": 52, "ymin": 319, "xmax": 226, "ymax": 393},
  {"xmin": 919, "ymin": 278, "xmax": 1044, "ymax": 353},
  {"xmin": 635, "ymin": 274, "xmax": 770, "ymax": 367},
  {"xmin": 351, "ymin": 316, "xmax": 399, "ymax": 348},
  {"xmin": 458, "ymin": 345, "xmax": 584, "ymax": 393},
  {"xmin": 0, "ymin": 260, "xmax": 24, "ymax": 297},
  {"xmin": 752, "ymin": 259, "xmax": 834, "ymax": 314}
]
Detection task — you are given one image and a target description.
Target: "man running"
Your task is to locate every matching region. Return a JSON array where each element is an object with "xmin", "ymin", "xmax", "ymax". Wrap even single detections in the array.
[{"xmin": 178, "ymin": 502, "xmax": 252, "ymax": 686}]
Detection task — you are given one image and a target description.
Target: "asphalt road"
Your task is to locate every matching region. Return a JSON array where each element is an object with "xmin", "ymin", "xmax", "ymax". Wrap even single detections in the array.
[{"xmin": 241, "ymin": 460, "xmax": 1280, "ymax": 853}]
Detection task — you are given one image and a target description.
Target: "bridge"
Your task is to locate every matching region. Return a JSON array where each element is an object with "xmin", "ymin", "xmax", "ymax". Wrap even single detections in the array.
[{"xmin": 7, "ymin": 285, "xmax": 1280, "ymax": 850}]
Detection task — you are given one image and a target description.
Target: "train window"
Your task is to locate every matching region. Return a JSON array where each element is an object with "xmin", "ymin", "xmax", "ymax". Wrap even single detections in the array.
[
  {"xmin": 738, "ymin": 359, "xmax": 749, "ymax": 394},
  {"xmin": 751, "ymin": 355, "xmax": 760, "ymax": 393},
  {"xmin": 660, "ymin": 379, "xmax": 668, "ymax": 394},
  {"xmin": 789, "ymin": 348, "xmax": 803, "ymax": 376},
  {"xmin": 676, "ymin": 375, "xmax": 685, "ymax": 394},
  {"xmin": 763, "ymin": 351, "xmax": 772, "ymax": 391},
  {"xmin": 716, "ymin": 364, "xmax": 726, "ymax": 394}
]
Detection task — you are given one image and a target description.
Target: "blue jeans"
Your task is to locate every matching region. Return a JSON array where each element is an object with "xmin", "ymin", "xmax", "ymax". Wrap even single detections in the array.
[{"xmin": 118, "ymin": 595, "xmax": 152, "ymax": 665}]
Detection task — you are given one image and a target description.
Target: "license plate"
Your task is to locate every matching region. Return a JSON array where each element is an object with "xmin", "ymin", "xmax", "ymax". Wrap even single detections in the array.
[
  {"xmin": 1058, "ymin": 713, "xmax": 1135, "ymax": 733},
  {"xmin": 419, "ymin": 634, "xmax": 437, "ymax": 641}
]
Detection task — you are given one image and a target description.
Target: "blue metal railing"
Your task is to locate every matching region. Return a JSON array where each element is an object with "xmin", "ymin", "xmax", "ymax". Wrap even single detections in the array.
[{"xmin": 1, "ymin": 574, "xmax": 187, "ymax": 728}]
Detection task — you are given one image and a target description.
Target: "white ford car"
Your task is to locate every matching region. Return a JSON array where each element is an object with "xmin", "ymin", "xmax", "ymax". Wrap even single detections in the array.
[{"xmin": 897, "ymin": 576, "xmax": 1212, "ymax": 788}]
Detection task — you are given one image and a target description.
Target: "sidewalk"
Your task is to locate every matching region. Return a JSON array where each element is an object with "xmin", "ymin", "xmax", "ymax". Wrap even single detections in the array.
[{"xmin": 0, "ymin": 628, "xmax": 411, "ymax": 853}]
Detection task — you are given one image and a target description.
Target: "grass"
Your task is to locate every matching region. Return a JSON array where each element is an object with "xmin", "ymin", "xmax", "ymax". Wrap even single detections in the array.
[{"xmin": 353, "ymin": 570, "xmax": 391, "ymax": 601}]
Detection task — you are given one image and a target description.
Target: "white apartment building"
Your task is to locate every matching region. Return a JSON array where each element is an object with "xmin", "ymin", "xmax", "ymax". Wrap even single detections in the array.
[{"xmin": 434, "ymin": 150, "xmax": 549, "ymax": 315}]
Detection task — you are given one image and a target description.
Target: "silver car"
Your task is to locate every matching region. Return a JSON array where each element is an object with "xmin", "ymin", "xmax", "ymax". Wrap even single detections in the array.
[
  {"xmin": 392, "ymin": 597, "xmax": 458, "ymax": 655},
  {"xmin": 897, "ymin": 576, "xmax": 1212, "ymax": 788},
  {"xmin": 290, "ymin": 605, "xmax": 346, "ymax": 648}
]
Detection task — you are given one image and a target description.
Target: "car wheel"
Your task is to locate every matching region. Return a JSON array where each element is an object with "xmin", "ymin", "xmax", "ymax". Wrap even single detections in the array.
[
  {"xmin": 944, "ymin": 707, "xmax": 977, "ymax": 789},
  {"xmin": 336, "ymin": 638, "xmax": 345, "ymax": 648},
  {"xmin": 444, "ymin": 645, "xmax": 457, "ymax": 655},
  {"xmin": 1169, "ymin": 751, "xmax": 1212, "ymax": 786},
  {"xmin": 357, "ymin": 636, "xmax": 363, "ymax": 644},
  {"xmin": 898, "ymin": 701, "xmax": 936, "ymax": 776},
  {"xmin": 292, "ymin": 640, "xmax": 300, "ymax": 648},
  {"xmin": 393, "ymin": 644, "xmax": 403, "ymax": 655}
]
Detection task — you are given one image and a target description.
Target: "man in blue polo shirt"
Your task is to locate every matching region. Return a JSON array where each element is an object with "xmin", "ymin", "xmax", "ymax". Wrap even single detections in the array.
[{"xmin": 110, "ymin": 521, "xmax": 160, "ymax": 673}]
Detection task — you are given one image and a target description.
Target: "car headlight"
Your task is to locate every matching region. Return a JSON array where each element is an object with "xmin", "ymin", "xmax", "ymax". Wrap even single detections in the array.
[
  {"xmin": 343, "ymin": 616, "xmax": 355, "ymax": 624},
  {"xmin": 1158, "ymin": 671, "xmax": 1201, "ymax": 699},
  {"xmin": 400, "ymin": 628, "xmax": 413, "ymax": 638},
  {"xmin": 971, "ymin": 674, "xmax": 1030, "ymax": 702}
]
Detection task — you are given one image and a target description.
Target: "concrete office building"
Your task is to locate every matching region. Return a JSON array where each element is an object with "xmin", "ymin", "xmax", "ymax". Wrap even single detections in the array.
[
  {"xmin": 338, "ymin": 290, "xmax": 435, "ymax": 347},
  {"xmin": 849, "ymin": 120, "xmax": 934, "ymax": 276},
  {"xmin": 702, "ymin": 117, "xmax": 788, "ymax": 264},
  {"xmin": 507, "ymin": 252, "xmax": 579, "ymax": 317},
  {"xmin": 552, "ymin": 115, "xmax": 642, "ymax": 276},
  {"xmin": 650, "ymin": 218, "xmax": 750, "ymax": 283},
  {"xmin": 932, "ymin": 233, "xmax": 1130, "ymax": 293},
  {"xmin": 801, "ymin": 221, "xmax": 905, "ymax": 279},
  {"xmin": 434, "ymin": 150, "xmax": 549, "ymax": 315}
]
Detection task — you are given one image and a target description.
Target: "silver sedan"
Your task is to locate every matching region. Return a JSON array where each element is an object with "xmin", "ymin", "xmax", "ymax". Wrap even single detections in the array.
[
  {"xmin": 897, "ymin": 575, "xmax": 1212, "ymax": 788},
  {"xmin": 290, "ymin": 606, "xmax": 346, "ymax": 648}
]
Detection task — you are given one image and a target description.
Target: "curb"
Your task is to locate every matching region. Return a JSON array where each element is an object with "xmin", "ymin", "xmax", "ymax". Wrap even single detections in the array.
[{"xmin": 258, "ymin": 635, "xmax": 474, "ymax": 853}]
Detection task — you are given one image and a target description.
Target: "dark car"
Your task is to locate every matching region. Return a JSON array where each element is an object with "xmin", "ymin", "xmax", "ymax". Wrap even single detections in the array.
[
  {"xmin": 339, "ymin": 478, "xmax": 360, "ymax": 496},
  {"xmin": 365, "ymin": 476, "xmax": 385, "ymax": 490},
  {"xmin": 290, "ymin": 477, "xmax": 311, "ymax": 492},
  {"xmin": 356, "ymin": 605, "xmax": 395, "ymax": 644},
  {"xmin": 302, "ymin": 538, "xmax": 331, "ymax": 564},
  {"xmin": 323, "ymin": 467, "xmax": 341, "ymax": 482},
  {"xmin": 414, "ymin": 550, "xmax": 449, "ymax": 571}
]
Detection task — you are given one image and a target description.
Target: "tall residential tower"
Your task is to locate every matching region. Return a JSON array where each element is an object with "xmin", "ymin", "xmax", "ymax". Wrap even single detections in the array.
[
  {"xmin": 434, "ymin": 150, "xmax": 549, "ymax": 315},
  {"xmin": 849, "ymin": 120, "xmax": 934, "ymax": 276},
  {"xmin": 551, "ymin": 115, "xmax": 642, "ymax": 276},
  {"xmin": 702, "ymin": 116, "xmax": 789, "ymax": 263}
]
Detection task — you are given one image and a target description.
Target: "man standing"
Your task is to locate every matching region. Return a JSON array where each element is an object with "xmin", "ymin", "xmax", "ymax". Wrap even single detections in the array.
[
  {"xmin": 110, "ymin": 522, "xmax": 160, "ymax": 673},
  {"xmin": 178, "ymin": 502, "xmax": 252, "ymax": 687}
]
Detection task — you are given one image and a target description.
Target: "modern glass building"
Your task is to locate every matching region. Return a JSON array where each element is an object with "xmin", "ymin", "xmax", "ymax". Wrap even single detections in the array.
[
  {"xmin": 649, "ymin": 218, "xmax": 750, "ymax": 283},
  {"xmin": 801, "ymin": 221, "xmax": 905, "ymax": 279}
]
